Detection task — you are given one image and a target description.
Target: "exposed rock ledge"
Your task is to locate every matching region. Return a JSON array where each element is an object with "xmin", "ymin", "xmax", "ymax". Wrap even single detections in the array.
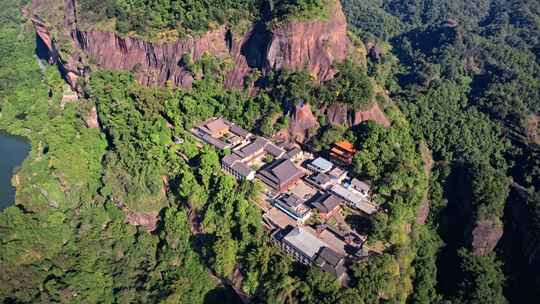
[
  {"xmin": 469, "ymin": 219, "xmax": 503, "ymax": 256},
  {"xmin": 286, "ymin": 102, "xmax": 391, "ymax": 143},
  {"xmin": 124, "ymin": 210, "xmax": 159, "ymax": 232}
]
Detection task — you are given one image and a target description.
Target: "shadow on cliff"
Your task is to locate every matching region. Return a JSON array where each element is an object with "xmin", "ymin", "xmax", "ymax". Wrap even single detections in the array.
[
  {"xmin": 240, "ymin": 1, "xmax": 273, "ymax": 69},
  {"xmin": 497, "ymin": 186, "xmax": 540, "ymax": 303},
  {"xmin": 241, "ymin": 22, "xmax": 272, "ymax": 69},
  {"xmin": 434, "ymin": 162, "xmax": 472, "ymax": 297},
  {"xmin": 35, "ymin": 34, "xmax": 50, "ymax": 62}
]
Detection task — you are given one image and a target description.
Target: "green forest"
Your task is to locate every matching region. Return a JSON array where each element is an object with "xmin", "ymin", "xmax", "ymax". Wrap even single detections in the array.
[
  {"xmin": 2, "ymin": 0, "xmax": 540, "ymax": 303},
  {"xmin": 76, "ymin": 0, "xmax": 330, "ymax": 38}
]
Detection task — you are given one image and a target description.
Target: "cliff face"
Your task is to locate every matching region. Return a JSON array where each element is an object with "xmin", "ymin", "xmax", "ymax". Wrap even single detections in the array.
[
  {"xmin": 326, "ymin": 102, "xmax": 390, "ymax": 128},
  {"xmin": 288, "ymin": 102, "xmax": 318, "ymax": 142},
  {"xmin": 469, "ymin": 219, "xmax": 503, "ymax": 256},
  {"xmin": 74, "ymin": 28, "xmax": 232, "ymax": 88},
  {"xmin": 265, "ymin": 1, "xmax": 351, "ymax": 81},
  {"xmin": 30, "ymin": 0, "xmax": 353, "ymax": 89},
  {"xmin": 284, "ymin": 101, "xmax": 391, "ymax": 144}
]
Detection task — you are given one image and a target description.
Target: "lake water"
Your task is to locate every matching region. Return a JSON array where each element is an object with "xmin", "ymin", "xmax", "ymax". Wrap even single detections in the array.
[{"xmin": 0, "ymin": 131, "xmax": 30, "ymax": 210}]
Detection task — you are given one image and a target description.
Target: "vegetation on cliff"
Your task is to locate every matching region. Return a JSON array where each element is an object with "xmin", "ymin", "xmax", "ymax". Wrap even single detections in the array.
[
  {"xmin": 76, "ymin": 0, "xmax": 332, "ymax": 38},
  {"xmin": 78, "ymin": 0, "xmax": 259, "ymax": 37}
]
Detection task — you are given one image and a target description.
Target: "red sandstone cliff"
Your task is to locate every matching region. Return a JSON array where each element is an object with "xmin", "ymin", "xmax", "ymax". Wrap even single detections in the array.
[
  {"xmin": 30, "ymin": 0, "xmax": 354, "ymax": 90},
  {"xmin": 288, "ymin": 103, "xmax": 318, "ymax": 142},
  {"xmin": 326, "ymin": 102, "xmax": 390, "ymax": 128},
  {"xmin": 265, "ymin": 1, "xmax": 352, "ymax": 81},
  {"xmin": 284, "ymin": 101, "xmax": 391, "ymax": 143},
  {"xmin": 469, "ymin": 219, "xmax": 504, "ymax": 256},
  {"xmin": 74, "ymin": 28, "xmax": 232, "ymax": 88}
]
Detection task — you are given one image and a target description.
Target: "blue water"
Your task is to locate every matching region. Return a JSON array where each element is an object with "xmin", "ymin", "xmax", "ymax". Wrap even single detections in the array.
[{"xmin": 0, "ymin": 131, "xmax": 30, "ymax": 209}]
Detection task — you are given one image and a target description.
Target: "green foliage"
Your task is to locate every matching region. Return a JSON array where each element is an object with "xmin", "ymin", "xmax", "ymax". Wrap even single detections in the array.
[
  {"xmin": 455, "ymin": 249, "xmax": 507, "ymax": 304},
  {"xmin": 322, "ymin": 59, "xmax": 374, "ymax": 108},
  {"xmin": 397, "ymin": 79, "xmax": 506, "ymax": 164},
  {"xmin": 466, "ymin": 161, "xmax": 509, "ymax": 221},
  {"xmin": 312, "ymin": 124, "xmax": 346, "ymax": 150},
  {"xmin": 270, "ymin": 60, "xmax": 374, "ymax": 109},
  {"xmin": 351, "ymin": 253, "xmax": 400, "ymax": 303},
  {"xmin": 409, "ymin": 226, "xmax": 443, "ymax": 304},
  {"xmin": 353, "ymin": 115, "xmax": 427, "ymax": 216},
  {"xmin": 78, "ymin": 0, "xmax": 259, "ymax": 37},
  {"xmin": 271, "ymin": 0, "xmax": 329, "ymax": 23},
  {"xmin": 342, "ymin": 1, "xmax": 540, "ymax": 302},
  {"xmin": 90, "ymin": 71, "xmax": 173, "ymax": 211}
]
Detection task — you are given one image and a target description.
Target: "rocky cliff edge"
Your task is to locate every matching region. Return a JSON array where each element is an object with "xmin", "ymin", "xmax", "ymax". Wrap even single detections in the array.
[{"xmin": 29, "ymin": 0, "xmax": 353, "ymax": 90}]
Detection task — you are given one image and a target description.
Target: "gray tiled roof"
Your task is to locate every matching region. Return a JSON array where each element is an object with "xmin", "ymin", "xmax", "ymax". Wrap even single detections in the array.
[
  {"xmin": 231, "ymin": 161, "xmax": 253, "ymax": 177},
  {"xmin": 271, "ymin": 159, "xmax": 304, "ymax": 184},
  {"xmin": 317, "ymin": 247, "xmax": 344, "ymax": 266},
  {"xmin": 315, "ymin": 247, "xmax": 346, "ymax": 278},
  {"xmin": 278, "ymin": 193, "xmax": 304, "ymax": 208},
  {"xmin": 313, "ymin": 194, "xmax": 341, "ymax": 213},
  {"xmin": 351, "ymin": 178, "xmax": 370, "ymax": 192},
  {"xmin": 235, "ymin": 137, "xmax": 267, "ymax": 158},
  {"xmin": 307, "ymin": 172, "xmax": 331, "ymax": 185},
  {"xmin": 229, "ymin": 124, "xmax": 251, "ymax": 138},
  {"xmin": 283, "ymin": 226, "xmax": 328, "ymax": 259},
  {"xmin": 222, "ymin": 153, "xmax": 241, "ymax": 166},
  {"xmin": 265, "ymin": 142, "xmax": 285, "ymax": 158},
  {"xmin": 202, "ymin": 134, "xmax": 229, "ymax": 149},
  {"xmin": 286, "ymin": 147, "xmax": 302, "ymax": 159}
]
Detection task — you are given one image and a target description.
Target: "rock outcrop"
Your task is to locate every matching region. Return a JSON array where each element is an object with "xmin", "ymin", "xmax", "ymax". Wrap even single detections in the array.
[
  {"xmin": 83, "ymin": 106, "xmax": 100, "ymax": 129},
  {"xmin": 283, "ymin": 101, "xmax": 390, "ymax": 144},
  {"xmin": 469, "ymin": 219, "xmax": 504, "ymax": 256},
  {"xmin": 265, "ymin": 1, "xmax": 351, "ymax": 81},
  {"xmin": 326, "ymin": 102, "xmax": 390, "ymax": 128},
  {"xmin": 73, "ymin": 27, "xmax": 232, "ymax": 88},
  {"xmin": 29, "ymin": 0, "xmax": 354, "ymax": 90},
  {"xmin": 125, "ymin": 210, "xmax": 159, "ymax": 232},
  {"xmin": 288, "ymin": 102, "xmax": 318, "ymax": 142}
]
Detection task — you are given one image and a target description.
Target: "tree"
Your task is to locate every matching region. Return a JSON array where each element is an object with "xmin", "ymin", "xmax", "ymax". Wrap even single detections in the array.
[
  {"xmin": 212, "ymin": 235, "xmax": 238, "ymax": 277},
  {"xmin": 455, "ymin": 249, "xmax": 507, "ymax": 304},
  {"xmin": 352, "ymin": 253, "xmax": 400, "ymax": 304},
  {"xmin": 324, "ymin": 59, "xmax": 374, "ymax": 108}
]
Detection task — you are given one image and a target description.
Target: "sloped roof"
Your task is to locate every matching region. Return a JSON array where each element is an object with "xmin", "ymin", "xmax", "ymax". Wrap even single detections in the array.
[
  {"xmin": 315, "ymin": 247, "xmax": 347, "ymax": 278},
  {"xmin": 204, "ymin": 118, "xmax": 229, "ymax": 134},
  {"xmin": 307, "ymin": 172, "xmax": 331, "ymax": 185},
  {"xmin": 351, "ymin": 178, "xmax": 370, "ymax": 192},
  {"xmin": 286, "ymin": 147, "xmax": 302, "ymax": 159},
  {"xmin": 283, "ymin": 226, "xmax": 328, "ymax": 259},
  {"xmin": 271, "ymin": 159, "xmax": 304, "ymax": 183},
  {"xmin": 202, "ymin": 134, "xmax": 229, "ymax": 149},
  {"xmin": 278, "ymin": 193, "xmax": 304, "ymax": 208},
  {"xmin": 222, "ymin": 153, "xmax": 241, "ymax": 166},
  {"xmin": 229, "ymin": 124, "xmax": 250, "ymax": 137},
  {"xmin": 313, "ymin": 194, "xmax": 341, "ymax": 213},
  {"xmin": 328, "ymin": 167, "xmax": 346, "ymax": 179},
  {"xmin": 333, "ymin": 140, "xmax": 356, "ymax": 153},
  {"xmin": 231, "ymin": 161, "xmax": 253, "ymax": 177},
  {"xmin": 317, "ymin": 247, "xmax": 344, "ymax": 266},
  {"xmin": 265, "ymin": 142, "xmax": 285, "ymax": 158},
  {"xmin": 310, "ymin": 157, "xmax": 333, "ymax": 172},
  {"xmin": 235, "ymin": 137, "xmax": 267, "ymax": 158}
]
